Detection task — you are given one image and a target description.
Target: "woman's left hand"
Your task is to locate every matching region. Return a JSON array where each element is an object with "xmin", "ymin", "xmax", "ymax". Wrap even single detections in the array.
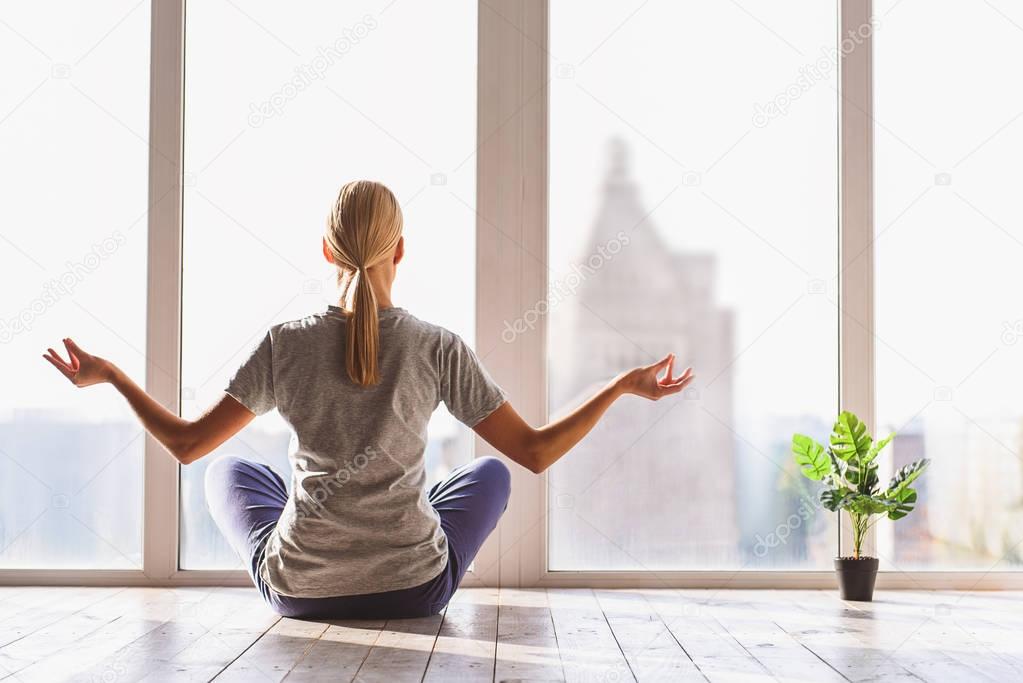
[
  {"xmin": 616, "ymin": 353, "xmax": 694, "ymax": 401},
  {"xmin": 43, "ymin": 338, "xmax": 113, "ymax": 388}
]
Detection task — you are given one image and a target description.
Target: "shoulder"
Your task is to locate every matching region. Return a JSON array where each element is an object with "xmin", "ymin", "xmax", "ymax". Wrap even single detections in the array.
[
  {"xmin": 388, "ymin": 310, "xmax": 458, "ymax": 343},
  {"xmin": 265, "ymin": 310, "xmax": 337, "ymax": 343},
  {"xmin": 386, "ymin": 312, "xmax": 477, "ymax": 370},
  {"xmin": 281, "ymin": 310, "xmax": 337, "ymax": 332}
]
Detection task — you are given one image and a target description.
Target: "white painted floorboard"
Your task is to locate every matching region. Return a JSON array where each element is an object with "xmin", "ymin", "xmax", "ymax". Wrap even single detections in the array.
[{"xmin": 0, "ymin": 587, "xmax": 1019, "ymax": 682}]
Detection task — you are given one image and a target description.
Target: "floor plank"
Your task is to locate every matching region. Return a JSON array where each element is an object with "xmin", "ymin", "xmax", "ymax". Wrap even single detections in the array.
[
  {"xmin": 494, "ymin": 588, "xmax": 564, "ymax": 683},
  {"xmin": 642, "ymin": 589, "xmax": 773, "ymax": 682},
  {"xmin": 283, "ymin": 618, "xmax": 386, "ymax": 682},
  {"xmin": 350, "ymin": 611, "xmax": 446, "ymax": 682},
  {"xmin": 756, "ymin": 589, "xmax": 922, "ymax": 682},
  {"xmin": 595, "ymin": 590, "xmax": 705, "ymax": 682},
  {"xmin": 138, "ymin": 588, "xmax": 281, "ymax": 682},
  {"xmin": 709, "ymin": 590, "xmax": 848, "ymax": 682},
  {"xmin": 0, "ymin": 587, "xmax": 138, "ymax": 678},
  {"xmin": 837, "ymin": 591, "xmax": 1020, "ymax": 683},
  {"xmin": 0, "ymin": 587, "xmax": 1019, "ymax": 682},
  {"xmin": 424, "ymin": 587, "xmax": 498, "ymax": 682},
  {"xmin": 0, "ymin": 587, "xmax": 123, "ymax": 651},
  {"xmin": 214, "ymin": 616, "xmax": 328, "ymax": 681},
  {"xmin": 56, "ymin": 587, "xmax": 271, "ymax": 683},
  {"xmin": 548, "ymin": 588, "xmax": 635, "ymax": 683},
  {"xmin": 11, "ymin": 588, "xmax": 211, "ymax": 683}
]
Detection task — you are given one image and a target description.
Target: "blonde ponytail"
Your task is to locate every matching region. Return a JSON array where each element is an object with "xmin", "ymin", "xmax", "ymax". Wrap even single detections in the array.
[{"xmin": 325, "ymin": 181, "xmax": 403, "ymax": 386}]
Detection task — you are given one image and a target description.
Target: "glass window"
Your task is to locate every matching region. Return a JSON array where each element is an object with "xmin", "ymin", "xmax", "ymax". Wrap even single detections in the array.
[
  {"xmin": 180, "ymin": 1, "xmax": 478, "ymax": 568},
  {"xmin": 0, "ymin": 2, "xmax": 150, "ymax": 568},
  {"xmin": 547, "ymin": 0, "xmax": 838, "ymax": 570},
  {"xmin": 874, "ymin": 0, "xmax": 1023, "ymax": 569}
]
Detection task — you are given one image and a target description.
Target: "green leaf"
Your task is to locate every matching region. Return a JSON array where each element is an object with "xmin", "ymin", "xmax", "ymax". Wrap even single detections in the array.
[
  {"xmin": 887, "ymin": 458, "xmax": 930, "ymax": 496},
  {"xmin": 828, "ymin": 449, "xmax": 848, "ymax": 479},
  {"xmin": 866, "ymin": 432, "xmax": 895, "ymax": 463},
  {"xmin": 821, "ymin": 487, "xmax": 853, "ymax": 512},
  {"xmin": 792, "ymin": 434, "xmax": 830, "ymax": 481},
  {"xmin": 844, "ymin": 494, "xmax": 892, "ymax": 517},
  {"xmin": 831, "ymin": 411, "xmax": 872, "ymax": 462},
  {"xmin": 887, "ymin": 487, "xmax": 918, "ymax": 520},
  {"xmin": 847, "ymin": 460, "xmax": 879, "ymax": 493}
]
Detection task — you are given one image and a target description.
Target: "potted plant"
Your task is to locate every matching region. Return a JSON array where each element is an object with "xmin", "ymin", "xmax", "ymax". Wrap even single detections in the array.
[{"xmin": 792, "ymin": 411, "xmax": 929, "ymax": 601}]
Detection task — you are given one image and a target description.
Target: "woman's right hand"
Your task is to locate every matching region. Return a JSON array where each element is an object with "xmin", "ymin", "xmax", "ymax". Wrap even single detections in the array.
[
  {"xmin": 43, "ymin": 338, "xmax": 114, "ymax": 388},
  {"xmin": 616, "ymin": 353, "xmax": 694, "ymax": 401}
]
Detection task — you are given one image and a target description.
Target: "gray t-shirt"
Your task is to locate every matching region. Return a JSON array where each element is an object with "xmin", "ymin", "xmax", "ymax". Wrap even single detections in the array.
[{"xmin": 224, "ymin": 305, "xmax": 506, "ymax": 598}]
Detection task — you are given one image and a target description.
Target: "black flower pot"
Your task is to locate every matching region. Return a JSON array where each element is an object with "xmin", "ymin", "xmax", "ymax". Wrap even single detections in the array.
[{"xmin": 834, "ymin": 557, "xmax": 879, "ymax": 601}]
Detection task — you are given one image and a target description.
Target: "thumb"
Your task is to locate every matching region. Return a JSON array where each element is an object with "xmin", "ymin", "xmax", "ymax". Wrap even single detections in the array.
[
  {"xmin": 651, "ymin": 353, "xmax": 672, "ymax": 370},
  {"xmin": 63, "ymin": 337, "xmax": 86, "ymax": 366}
]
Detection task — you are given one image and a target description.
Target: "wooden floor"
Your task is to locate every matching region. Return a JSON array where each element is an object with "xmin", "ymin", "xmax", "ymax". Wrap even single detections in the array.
[{"xmin": 0, "ymin": 587, "xmax": 1020, "ymax": 682}]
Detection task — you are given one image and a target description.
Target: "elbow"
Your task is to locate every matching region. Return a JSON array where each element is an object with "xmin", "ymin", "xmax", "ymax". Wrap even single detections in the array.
[
  {"xmin": 169, "ymin": 441, "xmax": 198, "ymax": 465},
  {"xmin": 527, "ymin": 460, "xmax": 547, "ymax": 475},
  {"xmin": 167, "ymin": 429, "xmax": 203, "ymax": 465},
  {"xmin": 174, "ymin": 446, "xmax": 200, "ymax": 466},
  {"xmin": 522, "ymin": 433, "xmax": 549, "ymax": 474}
]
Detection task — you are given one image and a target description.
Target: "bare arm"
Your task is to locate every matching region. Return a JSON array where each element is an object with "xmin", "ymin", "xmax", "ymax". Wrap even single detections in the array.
[
  {"xmin": 43, "ymin": 338, "xmax": 254, "ymax": 464},
  {"xmin": 473, "ymin": 354, "xmax": 694, "ymax": 474}
]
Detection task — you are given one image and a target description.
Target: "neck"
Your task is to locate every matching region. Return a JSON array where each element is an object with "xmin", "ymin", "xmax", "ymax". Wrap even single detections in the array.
[
  {"xmin": 368, "ymin": 267, "xmax": 393, "ymax": 308},
  {"xmin": 340, "ymin": 268, "xmax": 394, "ymax": 309}
]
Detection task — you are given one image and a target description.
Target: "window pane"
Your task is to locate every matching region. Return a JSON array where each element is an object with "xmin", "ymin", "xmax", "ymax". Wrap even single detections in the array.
[
  {"xmin": 547, "ymin": 1, "xmax": 838, "ymax": 570},
  {"xmin": 874, "ymin": 0, "xmax": 1023, "ymax": 570},
  {"xmin": 0, "ymin": 2, "xmax": 149, "ymax": 568},
  {"xmin": 181, "ymin": 1, "xmax": 477, "ymax": 569}
]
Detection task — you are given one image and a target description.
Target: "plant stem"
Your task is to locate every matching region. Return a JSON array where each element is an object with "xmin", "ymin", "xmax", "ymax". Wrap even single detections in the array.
[{"xmin": 849, "ymin": 512, "xmax": 871, "ymax": 559}]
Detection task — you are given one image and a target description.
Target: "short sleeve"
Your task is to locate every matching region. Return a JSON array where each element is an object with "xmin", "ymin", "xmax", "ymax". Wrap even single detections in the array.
[
  {"xmin": 225, "ymin": 331, "xmax": 276, "ymax": 416},
  {"xmin": 440, "ymin": 331, "xmax": 507, "ymax": 427}
]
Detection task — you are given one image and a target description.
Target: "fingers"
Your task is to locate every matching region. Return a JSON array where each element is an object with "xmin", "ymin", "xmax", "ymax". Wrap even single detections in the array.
[
  {"xmin": 660, "ymin": 354, "xmax": 675, "ymax": 384},
  {"xmin": 651, "ymin": 353, "xmax": 672, "ymax": 371},
  {"xmin": 656, "ymin": 369, "xmax": 695, "ymax": 397},
  {"xmin": 671, "ymin": 366, "xmax": 695, "ymax": 386},
  {"xmin": 44, "ymin": 349, "xmax": 70, "ymax": 370},
  {"xmin": 638, "ymin": 354, "xmax": 696, "ymax": 399},
  {"xmin": 43, "ymin": 353, "xmax": 76, "ymax": 381},
  {"xmin": 62, "ymin": 338, "xmax": 80, "ymax": 371}
]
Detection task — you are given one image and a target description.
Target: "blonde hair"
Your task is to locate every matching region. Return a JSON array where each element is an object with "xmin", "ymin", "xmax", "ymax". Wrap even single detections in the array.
[{"xmin": 325, "ymin": 180, "xmax": 403, "ymax": 386}]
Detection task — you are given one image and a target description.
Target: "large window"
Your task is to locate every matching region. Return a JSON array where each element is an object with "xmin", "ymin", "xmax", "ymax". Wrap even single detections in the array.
[
  {"xmin": 547, "ymin": 0, "xmax": 839, "ymax": 570},
  {"xmin": 180, "ymin": 0, "xmax": 478, "ymax": 568},
  {"xmin": 874, "ymin": 0, "xmax": 1023, "ymax": 570},
  {"xmin": 2, "ymin": 0, "xmax": 1021, "ymax": 586},
  {"xmin": 0, "ymin": 2, "xmax": 150, "ymax": 568}
]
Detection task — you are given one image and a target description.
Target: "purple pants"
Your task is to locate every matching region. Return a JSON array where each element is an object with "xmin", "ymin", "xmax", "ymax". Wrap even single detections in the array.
[{"xmin": 204, "ymin": 455, "xmax": 510, "ymax": 620}]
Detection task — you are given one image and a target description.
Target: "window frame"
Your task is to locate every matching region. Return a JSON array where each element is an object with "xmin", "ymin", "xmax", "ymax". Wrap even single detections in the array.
[{"xmin": 1, "ymin": 0, "xmax": 1020, "ymax": 589}]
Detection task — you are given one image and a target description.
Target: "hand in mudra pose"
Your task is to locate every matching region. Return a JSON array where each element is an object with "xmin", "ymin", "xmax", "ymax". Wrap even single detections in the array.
[
  {"xmin": 43, "ymin": 338, "xmax": 112, "ymax": 388},
  {"xmin": 616, "ymin": 353, "xmax": 694, "ymax": 401}
]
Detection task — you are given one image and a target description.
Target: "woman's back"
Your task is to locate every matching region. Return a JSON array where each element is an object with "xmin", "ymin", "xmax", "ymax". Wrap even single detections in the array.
[{"xmin": 226, "ymin": 305, "xmax": 505, "ymax": 598}]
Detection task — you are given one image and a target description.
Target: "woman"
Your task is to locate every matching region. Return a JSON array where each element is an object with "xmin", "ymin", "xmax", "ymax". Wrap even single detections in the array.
[{"xmin": 43, "ymin": 180, "xmax": 694, "ymax": 620}]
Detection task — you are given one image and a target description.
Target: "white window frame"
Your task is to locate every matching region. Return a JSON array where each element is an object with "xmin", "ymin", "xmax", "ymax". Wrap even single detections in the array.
[{"xmin": 1, "ymin": 0, "xmax": 1020, "ymax": 589}]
